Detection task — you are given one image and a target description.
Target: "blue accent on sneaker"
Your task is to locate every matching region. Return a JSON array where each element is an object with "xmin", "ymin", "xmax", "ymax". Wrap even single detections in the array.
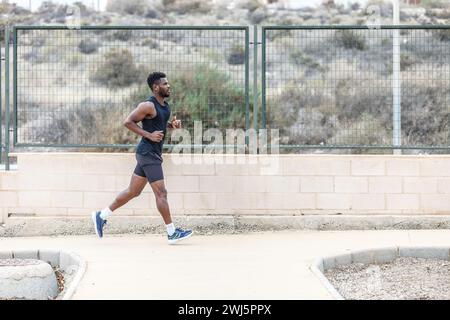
[
  {"xmin": 168, "ymin": 227, "xmax": 193, "ymax": 244},
  {"xmin": 91, "ymin": 211, "xmax": 107, "ymax": 238}
]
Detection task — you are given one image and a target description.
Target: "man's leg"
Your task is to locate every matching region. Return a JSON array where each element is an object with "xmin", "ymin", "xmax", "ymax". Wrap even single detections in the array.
[
  {"xmin": 150, "ymin": 179, "xmax": 193, "ymax": 244},
  {"xmin": 110, "ymin": 174, "xmax": 148, "ymax": 211},
  {"xmin": 150, "ymin": 179, "xmax": 172, "ymax": 225}
]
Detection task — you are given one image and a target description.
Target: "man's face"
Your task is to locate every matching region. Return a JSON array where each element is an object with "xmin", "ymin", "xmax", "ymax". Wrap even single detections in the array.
[{"xmin": 155, "ymin": 78, "xmax": 171, "ymax": 98}]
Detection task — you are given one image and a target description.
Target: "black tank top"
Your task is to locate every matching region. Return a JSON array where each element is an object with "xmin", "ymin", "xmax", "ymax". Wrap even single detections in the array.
[{"xmin": 136, "ymin": 96, "xmax": 171, "ymax": 156}]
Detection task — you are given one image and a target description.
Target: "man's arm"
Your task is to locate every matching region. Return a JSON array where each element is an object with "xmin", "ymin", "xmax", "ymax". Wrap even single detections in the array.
[{"xmin": 123, "ymin": 102, "xmax": 164, "ymax": 142}]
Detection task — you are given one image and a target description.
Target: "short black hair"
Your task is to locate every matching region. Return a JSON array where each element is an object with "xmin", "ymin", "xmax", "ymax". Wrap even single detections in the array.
[{"xmin": 147, "ymin": 72, "xmax": 166, "ymax": 91}]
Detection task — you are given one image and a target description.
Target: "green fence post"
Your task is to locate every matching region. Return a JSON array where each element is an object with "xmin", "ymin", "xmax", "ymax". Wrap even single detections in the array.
[
  {"xmin": 261, "ymin": 27, "xmax": 266, "ymax": 130},
  {"xmin": 5, "ymin": 26, "xmax": 10, "ymax": 171},
  {"xmin": 245, "ymin": 26, "xmax": 250, "ymax": 150},
  {"xmin": 253, "ymin": 25, "xmax": 258, "ymax": 133},
  {"xmin": 13, "ymin": 26, "xmax": 17, "ymax": 147}
]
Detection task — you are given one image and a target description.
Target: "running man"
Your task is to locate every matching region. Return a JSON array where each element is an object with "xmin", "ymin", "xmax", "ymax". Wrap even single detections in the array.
[{"xmin": 92, "ymin": 72, "xmax": 193, "ymax": 244}]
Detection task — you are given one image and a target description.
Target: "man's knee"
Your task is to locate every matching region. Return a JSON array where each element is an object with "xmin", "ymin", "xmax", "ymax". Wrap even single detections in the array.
[
  {"xmin": 128, "ymin": 188, "xmax": 142, "ymax": 198},
  {"xmin": 155, "ymin": 188, "xmax": 168, "ymax": 200}
]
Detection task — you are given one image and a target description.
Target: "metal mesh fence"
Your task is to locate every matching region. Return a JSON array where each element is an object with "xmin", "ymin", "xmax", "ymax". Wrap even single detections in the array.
[
  {"xmin": 401, "ymin": 28, "xmax": 450, "ymax": 147},
  {"xmin": 8, "ymin": 25, "xmax": 450, "ymax": 153},
  {"xmin": 262, "ymin": 26, "xmax": 450, "ymax": 150},
  {"xmin": 13, "ymin": 26, "xmax": 249, "ymax": 148}
]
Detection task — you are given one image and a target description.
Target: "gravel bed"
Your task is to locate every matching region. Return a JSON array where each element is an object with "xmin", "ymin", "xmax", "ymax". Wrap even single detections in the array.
[{"xmin": 325, "ymin": 257, "xmax": 450, "ymax": 300}]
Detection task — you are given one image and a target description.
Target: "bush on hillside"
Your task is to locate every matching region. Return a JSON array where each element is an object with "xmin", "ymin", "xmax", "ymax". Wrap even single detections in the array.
[
  {"xmin": 90, "ymin": 49, "xmax": 140, "ymax": 87},
  {"xmin": 78, "ymin": 39, "xmax": 100, "ymax": 54},
  {"xmin": 336, "ymin": 30, "xmax": 366, "ymax": 50},
  {"xmin": 227, "ymin": 45, "xmax": 245, "ymax": 65}
]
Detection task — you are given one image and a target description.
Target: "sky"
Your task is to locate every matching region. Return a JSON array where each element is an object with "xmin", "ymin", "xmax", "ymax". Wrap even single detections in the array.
[{"xmin": 7, "ymin": 0, "xmax": 373, "ymax": 12}]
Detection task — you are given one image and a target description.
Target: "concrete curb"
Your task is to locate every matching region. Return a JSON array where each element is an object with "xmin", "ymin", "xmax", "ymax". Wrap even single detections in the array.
[
  {"xmin": 309, "ymin": 258, "xmax": 344, "ymax": 300},
  {"xmin": 312, "ymin": 246, "xmax": 450, "ymax": 300},
  {"xmin": 3, "ymin": 215, "xmax": 450, "ymax": 237},
  {"xmin": 0, "ymin": 249, "xmax": 86, "ymax": 300},
  {"xmin": 60, "ymin": 251, "xmax": 86, "ymax": 301}
]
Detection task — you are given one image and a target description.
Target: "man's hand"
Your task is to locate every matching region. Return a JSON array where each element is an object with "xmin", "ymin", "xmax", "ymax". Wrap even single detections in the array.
[
  {"xmin": 146, "ymin": 131, "xmax": 164, "ymax": 142},
  {"xmin": 169, "ymin": 116, "xmax": 182, "ymax": 129}
]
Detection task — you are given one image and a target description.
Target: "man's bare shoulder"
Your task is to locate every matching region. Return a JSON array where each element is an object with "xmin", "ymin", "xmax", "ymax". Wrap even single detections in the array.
[
  {"xmin": 137, "ymin": 101, "xmax": 156, "ymax": 110},
  {"xmin": 137, "ymin": 101, "xmax": 157, "ymax": 118}
]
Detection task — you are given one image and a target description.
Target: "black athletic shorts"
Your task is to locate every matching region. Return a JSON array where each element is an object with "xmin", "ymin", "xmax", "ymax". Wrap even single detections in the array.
[{"xmin": 134, "ymin": 152, "xmax": 164, "ymax": 183}]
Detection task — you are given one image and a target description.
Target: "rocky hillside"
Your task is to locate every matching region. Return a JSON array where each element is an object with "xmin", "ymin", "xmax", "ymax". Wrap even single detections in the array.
[{"xmin": 0, "ymin": 0, "xmax": 449, "ymax": 29}]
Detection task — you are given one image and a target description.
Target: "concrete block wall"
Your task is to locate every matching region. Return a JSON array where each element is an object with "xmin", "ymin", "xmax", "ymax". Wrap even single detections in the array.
[{"xmin": 1, "ymin": 153, "xmax": 450, "ymax": 223}]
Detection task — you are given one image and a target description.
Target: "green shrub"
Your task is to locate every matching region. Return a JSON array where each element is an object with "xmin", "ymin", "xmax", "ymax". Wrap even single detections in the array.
[
  {"xmin": 336, "ymin": 30, "xmax": 366, "ymax": 50},
  {"xmin": 78, "ymin": 39, "xmax": 99, "ymax": 54},
  {"xmin": 90, "ymin": 49, "xmax": 140, "ymax": 87}
]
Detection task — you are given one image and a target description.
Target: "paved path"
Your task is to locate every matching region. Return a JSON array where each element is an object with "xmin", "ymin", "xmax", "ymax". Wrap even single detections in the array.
[{"xmin": 1, "ymin": 230, "xmax": 450, "ymax": 299}]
